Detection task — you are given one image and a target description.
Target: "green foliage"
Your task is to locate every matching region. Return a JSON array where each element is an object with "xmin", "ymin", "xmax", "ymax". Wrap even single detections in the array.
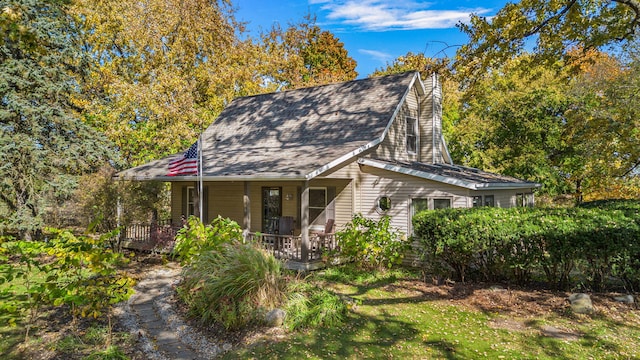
[
  {"xmin": 172, "ymin": 216, "xmax": 242, "ymax": 265},
  {"xmin": 0, "ymin": 0, "xmax": 115, "ymax": 239},
  {"xmin": 85, "ymin": 345, "xmax": 129, "ymax": 360},
  {"xmin": 179, "ymin": 240, "xmax": 286, "ymax": 330},
  {"xmin": 413, "ymin": 201, "xmax": 640, "ymax": 290},
  {"xmin": 455, "ymin": 0, "xmax": 640, "ymax": 81},
  {"xmin": 283, "ymin": 280, "xmax": 347, "ymax": 331},
  {"xmin": 261, "ymin": 14, "xmax": 357, "ymax": 90},
  {"xmin": 334, "ymin": 214, "xmax": 408, "ymax": 269},
  {"xmin": 0, "ymin": 229, "xmax": 134, "ymax": 339}
]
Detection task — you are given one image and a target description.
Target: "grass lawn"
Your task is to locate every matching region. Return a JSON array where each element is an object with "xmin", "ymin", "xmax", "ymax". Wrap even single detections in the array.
[{"xmin": 226, "ymin": 266, "xmax": 640, "ymax": 359}]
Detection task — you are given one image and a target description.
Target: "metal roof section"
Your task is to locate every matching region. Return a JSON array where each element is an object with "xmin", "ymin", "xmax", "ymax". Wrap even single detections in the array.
[{"xmin": 358, "ymin": 158, "xmax": 541, "ymax": 190}]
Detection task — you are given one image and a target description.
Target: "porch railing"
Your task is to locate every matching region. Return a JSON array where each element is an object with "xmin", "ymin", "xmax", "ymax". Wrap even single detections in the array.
[
  {"xmin": 249, "ymin": 232, "xmax": 338, "ymax": 263},
  {"xmin": 121, "ymin": 221, "xmax": 180, "ymax": 252}
]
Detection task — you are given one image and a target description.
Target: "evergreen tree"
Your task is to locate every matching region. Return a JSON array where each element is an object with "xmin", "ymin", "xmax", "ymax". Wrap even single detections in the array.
[{"xmin": 0, "ymin": 0, "xmax": 114, "ymax": 239}]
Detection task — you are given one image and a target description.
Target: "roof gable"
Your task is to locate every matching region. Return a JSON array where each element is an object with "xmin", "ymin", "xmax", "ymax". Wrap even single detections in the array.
[{"xmin": 118, "ymin": 72, "xmax": 419, "ymax": 180}]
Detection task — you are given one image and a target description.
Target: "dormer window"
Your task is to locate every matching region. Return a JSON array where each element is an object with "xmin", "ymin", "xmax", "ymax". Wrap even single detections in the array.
[{"xmin": 406, "ymin": 116, "xmax": 417, "ymax": 154}]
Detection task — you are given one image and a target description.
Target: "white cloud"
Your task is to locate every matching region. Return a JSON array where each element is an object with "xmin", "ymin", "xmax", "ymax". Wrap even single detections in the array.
[
  {"xmin": 359, "ymin": 49, "xmax": 394, "ymax": 64},
  {"xmin": 316, "ymin": 0, "xmax": 491, "ymax": 31}
]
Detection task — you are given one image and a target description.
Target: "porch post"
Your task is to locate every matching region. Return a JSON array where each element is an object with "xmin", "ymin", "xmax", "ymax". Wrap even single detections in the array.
[
  {"xmin": 300, "ymin": 180, "xmax": 310, "ymax": 261},
  {"xmin": 243, "ymin": 181, "xmax": 251, "ymax": 242},
  {"xmin": 193, "ymin": 181, "xmax": 200, "ymax": 220}
]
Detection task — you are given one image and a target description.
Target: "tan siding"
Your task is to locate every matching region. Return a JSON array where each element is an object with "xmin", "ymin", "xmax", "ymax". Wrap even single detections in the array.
[
  {"xmin": 373, "ymin": 83, "xmax": 421, "ymax": 163},
  {"xmin": 308, "ymin": 179, "xmax": 352, "ymax": 232},
  {"xmin": 208, "ymin": 182, "xmax": 245, "ymax": 224},
  {"xmin": 356, "ymin": 165, "xmax": 471, "ymax": 235},
  {"xmin": 170, "ymin": 182, "xmax": 182, "ymax": 225}
]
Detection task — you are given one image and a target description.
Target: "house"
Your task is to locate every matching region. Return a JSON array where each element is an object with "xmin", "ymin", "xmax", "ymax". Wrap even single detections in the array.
[{"xmin": 117, "ymin": 72, "xmax": 540, "ymax": 269}]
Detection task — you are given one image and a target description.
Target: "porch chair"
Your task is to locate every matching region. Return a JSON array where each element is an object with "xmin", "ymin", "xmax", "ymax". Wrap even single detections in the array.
[
  {"xmin": 315, "ymin": 218, "xmax": 335, "ymax": 252},
  {"xmin": 278, "ymin": 216, "xmax": 295, "ymax": 252}
]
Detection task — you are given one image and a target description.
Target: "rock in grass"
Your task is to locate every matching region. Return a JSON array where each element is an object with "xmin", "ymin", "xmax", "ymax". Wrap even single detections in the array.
[
  {"xmin": 614, "ymin": 295, "xmax": 634, "ymax": 304},
  {"xmin": 265, "ymin": 308, "xmax": 286, "ymax": 327},
  {"xmin": 568, "ymin": 293, "xmax": 593, "ymax": 314}
]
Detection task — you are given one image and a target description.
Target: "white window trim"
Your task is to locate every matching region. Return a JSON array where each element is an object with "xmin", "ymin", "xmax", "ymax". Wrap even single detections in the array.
[
  {"xmin": 186, "ymin": 186, "xmax": 195, "ymax": 218},
  {"xmin": 406, "ymin": 116, "xmax": 418, "ymax": 154}
]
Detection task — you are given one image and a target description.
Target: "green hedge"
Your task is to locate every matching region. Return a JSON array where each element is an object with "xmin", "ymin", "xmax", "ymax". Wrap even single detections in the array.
[{"xmin": 413, "ymin": 201, "xmax": 640, "ymax": 291}]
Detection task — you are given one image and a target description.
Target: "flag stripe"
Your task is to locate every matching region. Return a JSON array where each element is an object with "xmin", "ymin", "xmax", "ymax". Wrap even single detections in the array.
[{"xmin": 167, "ymin": 141, "xmax": 199, "ymax": 176}]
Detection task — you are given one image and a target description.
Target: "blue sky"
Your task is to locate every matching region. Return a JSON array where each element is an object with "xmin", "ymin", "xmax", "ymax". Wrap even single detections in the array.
[{"xmin": 234, "ymin": 0, "xmax": 510, "ymax": 77}]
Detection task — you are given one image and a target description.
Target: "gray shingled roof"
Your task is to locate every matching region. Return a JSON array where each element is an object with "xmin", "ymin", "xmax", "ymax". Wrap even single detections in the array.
[
  {"xmin": 359, "ymin": 158, "xmax": 541, "ymax": 190},
  {"xmin": 117, "ymin": 72, "xmax": 419, "ymax": 180}
]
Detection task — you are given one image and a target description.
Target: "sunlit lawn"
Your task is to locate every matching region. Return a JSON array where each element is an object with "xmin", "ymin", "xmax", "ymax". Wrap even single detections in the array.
[{"xmin": 226, "ymin": 267, "xmax": 640, "ymax": 360}]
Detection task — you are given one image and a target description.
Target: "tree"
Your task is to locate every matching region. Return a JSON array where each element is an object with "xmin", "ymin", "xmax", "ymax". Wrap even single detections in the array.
[
  {"xmin": 456, "ymin": 0, "xmax": 640, "ymax": 81},
  {"xmin": 0, "ymin": 0, "xmax": 114, "ymax": 239},
  {"xmin": 71, "ymin": 0, "xmax": 267, "ymax": 166},
  {"xmin": 450, "ymin": 56, "xmax": 573, "ymax": 195},
  {"xmin": 262, "ymin": 15, "xmax": 357, "ymax": 89}
]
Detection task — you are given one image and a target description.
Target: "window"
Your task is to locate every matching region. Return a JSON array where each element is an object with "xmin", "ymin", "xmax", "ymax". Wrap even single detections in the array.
[
  {"xmin": 186, "ymin": 186, "xmax": 195, "ymax": 217},
  {"xmin": 484, "ymin": 195, "xmax": 495, "ymax": 207},
  {"xmin": 433, "ymin": 198, "xmax": 451, "ymax": 209},
  {"xmin": 411, "ymin": 199, "xmax": 429, "ymax": 217},
  {"xmin": 406, "ymin": 117, "xmax": 417, "ymax": 153},
  {"xmin": 309, "ymin": 188, "xmax": 327, "ymax": 224},
  {"xmin": 516, "ymin": 193, "xmax": 524, "ymax": 207},
  {"xmin": 525, "ymin": 193, "xmax": 534, "ymax": 207},
  {"xmin": 377, "ymin": 196, "xmax": 391, "ymax": 213},
  {"xmin": 472, "ymin": 196, "xmax": 483, "ymax": 207}
]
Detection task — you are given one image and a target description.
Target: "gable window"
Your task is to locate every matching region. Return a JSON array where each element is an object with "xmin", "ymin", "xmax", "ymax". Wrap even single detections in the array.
[{"xmin": 406, "ymin": 117, "xmax": 417, "ymax": 154}]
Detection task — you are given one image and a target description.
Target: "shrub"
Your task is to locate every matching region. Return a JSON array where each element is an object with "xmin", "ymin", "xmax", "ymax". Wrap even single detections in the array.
[
  {"xmin": 179, "ymin": 241, "xmax": 286, "ymax": 330},
  {"xmin": 413, "ymin": 201, "xmax": 640, "ymax": 290},
  {"xmin": 335, "ymin": 214, "xmax": 408, "ymax": 269},
  {"xmin": 283, "ymin": 280, "xmax": 347, "ymax": 331},
  {"xmin": 172, "ymin": 216, "xmax": 242, "ymax": 265}
]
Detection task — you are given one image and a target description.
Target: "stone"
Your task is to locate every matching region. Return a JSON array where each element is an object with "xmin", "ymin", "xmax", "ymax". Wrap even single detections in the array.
[
  {"xmin": 614, "ymin": 295, "xmax": 634, "ymax": 304},
  {"xmin": 568, "ymin": 293, "xmax": 594, "ymax": 314},
  {"xmin": 489, "ymin": 285, "xmax": 506, "ymax": 292},
  {"xmin": 265, "ymin": 308, "xmax": 286, "ymax": 327},
  {"xmin": 222, "ymin": 343, "xmax": 233, "ymax": 351}
]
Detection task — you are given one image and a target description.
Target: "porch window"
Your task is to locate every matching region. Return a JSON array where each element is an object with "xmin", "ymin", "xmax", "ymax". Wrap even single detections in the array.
[
  {"xmin": 186, "ymin": 186, "xmax": 195, "ymax": 217},
  {"xmin": 309, "ymin": 188, "xmax": 327, "ymax": 225},
  {"xmin": 406, "ymin": 117, "xmax": 417, "ymax": 153}
]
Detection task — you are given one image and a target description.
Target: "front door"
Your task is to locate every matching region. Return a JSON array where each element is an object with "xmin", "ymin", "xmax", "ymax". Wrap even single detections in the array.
[{"xmin": 262, "ymin": 187, "xmax": 282, "ymax": 234}]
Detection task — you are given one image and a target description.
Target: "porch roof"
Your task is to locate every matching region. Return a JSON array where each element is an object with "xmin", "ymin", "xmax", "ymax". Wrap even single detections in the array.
[
  {"xmin": 358, "ymin": 158, "xmax": 541, "ymax": 190},
  {"xmin": 116, "ymin": 72, "xmax": 421, "ymax": 181}
]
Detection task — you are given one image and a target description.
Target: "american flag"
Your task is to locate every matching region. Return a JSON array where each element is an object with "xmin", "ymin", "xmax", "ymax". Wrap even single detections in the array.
[{"xmin": 167, "ymin": 141, "xmax": 199, "ymax": 176}]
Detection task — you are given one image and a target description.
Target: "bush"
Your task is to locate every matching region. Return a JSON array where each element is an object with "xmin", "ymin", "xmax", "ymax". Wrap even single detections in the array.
[
  {"xmin": 179, "ymin": 240, "xmax": 286, "ymax": 330},
  {"xmin": 413, "ymin": 201, "xmax": 640, "ymax": 290},
  {"xmin": 283, "ymin": 280, "xmax": 347, "ymax": 331},
  {"xmin": 172, "ymin": 216, "xmax": 242, "ymax": 265},
  {"xmin": 335, "ymin": 214, "xmax": 408, "ymax": 269}
]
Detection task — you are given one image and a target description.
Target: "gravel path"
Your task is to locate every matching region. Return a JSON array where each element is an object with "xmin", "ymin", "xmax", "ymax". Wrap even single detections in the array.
[{"xmin": 114, "ymin": 264, "xmax": 232, "ymax": 359}]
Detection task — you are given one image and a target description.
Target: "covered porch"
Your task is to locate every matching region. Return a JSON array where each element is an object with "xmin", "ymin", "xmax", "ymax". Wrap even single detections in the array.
[{"xmin": 121, "ymin": 178, "xmax": 349, "ymax": 269}]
